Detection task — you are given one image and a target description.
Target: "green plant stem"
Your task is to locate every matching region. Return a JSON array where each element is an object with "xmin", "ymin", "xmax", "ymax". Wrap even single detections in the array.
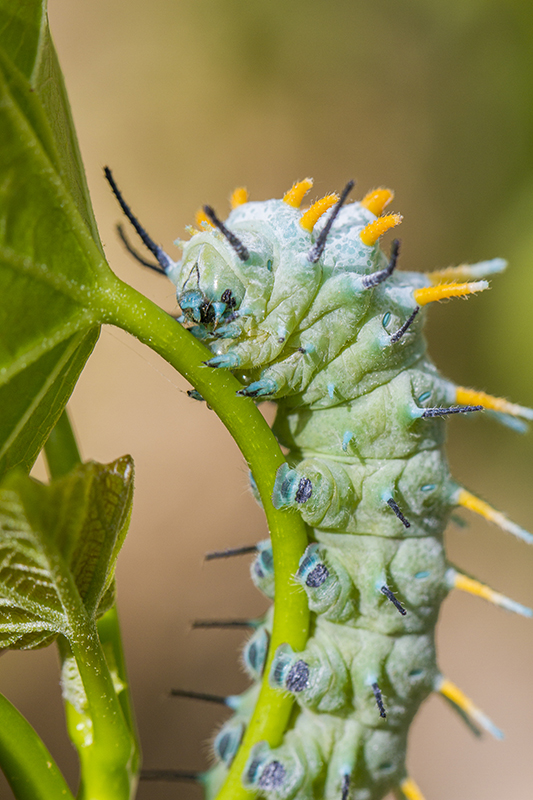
[
  {"xmin": 44, "ymin": 409, "xmax": 82, "ymax": 479},
  {"xmin": 44, "ymin": 410, "xmax": 139, "ymax": 799},
  {"xmin": 97, "ymin": 607, "xmax": 140, "ymax": 770},
  {"xmin": 96, "ymin": 274, "xmax": 311, "ymax": 800},
  {"xmin": 0, "ymin": 691, "xmax": 75, "ymax": 800},
  {"xmin": 66, "ymin": 621, "xmax": 136, "ymax": 800}
]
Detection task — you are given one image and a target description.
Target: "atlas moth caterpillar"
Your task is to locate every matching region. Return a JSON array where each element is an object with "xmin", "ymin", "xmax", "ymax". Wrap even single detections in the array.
[{"xmin": 105, "ymin": 169, "xmax": 533, "ymax": 800}]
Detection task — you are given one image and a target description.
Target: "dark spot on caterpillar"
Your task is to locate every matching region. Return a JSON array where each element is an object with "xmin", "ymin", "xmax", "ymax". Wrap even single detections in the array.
[
  {"xmin": 272, "ymin": 658, "xmax": 287, "ymax": 686},
  {"xmin": 415, "ymin": 571, "xmax": 430, "ymax": 579},
  {"xmin": 306, "ymin": 563, "xmax": 329, "ymax": 588},
  {"xmin": 260, "ymin": 546, "xmax": 273, "ymax": 571},
  {"xmin": 295, "ymin": 477, "xmax": 313, "ymax": 503},
  {"xmin": 248, "ymin": 643, "xmax": 258, "ymax": 668},
  {"xmin": 246, "ymin": 757, "xmax": 264, "ymax": 784},
  {"xmin": 378, "ymin": 762, "xmax": 393, "ymax": 773},
  {"xmin": 243, "ymin": 628, "xmax": 270, "ymax": 678},
  {"xmin": 298, "ymin": 549, "xmax": 316, "ymax": 574},
  {"xmin": 286, "ymin": 660, "xmax": 310, "ymax": 692},
  {"xmin": 216, "ymin": 732, "xmax": 232, "ymax": 761},
  {"xmin": 258, "ymin": 760, "xmax": 286, "ymax": 790},
  {"xmin": 253, "ymin": 544, "xmax": 274, "ymax": 579},
  {"xmin": 382, "ymin": 311, "xmax": 391, "ymax": 329},
  {"xmin": 418, "ymin": 390, "xmax": 432, "ymax": 403},
  {"xmin": 214, "ymin": 723, "xmax": 244, "ymax": 766},
  {"xmin": 200, "ymin": 300, "xmax": 216, "ymax": 324},
  {"xmin": 254, "ymin": 560, "xmax": 266, "ymax": 579},
  {"xmin": 220, "ymin": 288, "xmax": 236, "ymax": 308},
  {"xmin": 409, "ymin": 668, "xmax": 423, "ymax": 677},
  {"xmin": 187, "ymin": 389, "xmax": 205, "ymax": 402}
]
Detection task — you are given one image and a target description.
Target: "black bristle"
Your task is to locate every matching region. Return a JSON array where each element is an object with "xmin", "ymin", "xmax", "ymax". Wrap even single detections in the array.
[
  {"xmin": 192, "ymin": 619, "xmax": 254, "ymax": 629},
  {"xmin": 386, "ymin": 497, "xmax": 411, "ymax": 528},
  {"xmin": 371, "ymin": 682, "xmax": 387, "ymax": 718},
  {"xmin": 205, "ymin": 544, "xmax": 258, "ymax": 561},
  {"xmin": 308, "ymin": 180, "xmax": 355, "ymax": 263},
  {"xmin": 203, "ymin": 205, "xmax": 250, "ymax": 262},
  {"xmin": 169, "ymin": 688, "xmax": 228, "ymax": 705},
  {"xmin": 380, "ymin": 584, "xmax": 407, "ymax": 616},
  {"xmin": 389, "ymin": 306, "xmax": 420, "ymax": 344},
  {"xmin": 116, "ymin": 224, "xmax": 166, "ymax": 274},
  {"xmin": 341, "ymin": 774, "xmax": 351, "ymax": 800},
  {"xmin": 140, "ymin": 769, "xmax": 200, "ymax": 783},
  {"xmin": 362, "ymin": 239, "xmax": 401, "ymax": 289},
  {"xmin": 104, "ymin": 166, "xmax": 173, "ymax": 271},
  {"xmin": 421, "ymin": 405, "xmax": 484, "ymax": 418}
]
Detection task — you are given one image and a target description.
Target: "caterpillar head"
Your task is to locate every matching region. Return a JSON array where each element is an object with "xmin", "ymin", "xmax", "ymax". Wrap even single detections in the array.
[
  {"xmin": 172, "ymin": 234, "xmax": 246, "ymax": 326},
  {"xmin": 171, "ymin": 219, "xmax": 275, "ymax": 328}
]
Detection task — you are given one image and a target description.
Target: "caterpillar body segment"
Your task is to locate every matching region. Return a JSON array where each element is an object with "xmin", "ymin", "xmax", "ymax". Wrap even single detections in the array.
[{"xmin": 107, "ymin": 171, "xmax": 532, "ymax": 800}]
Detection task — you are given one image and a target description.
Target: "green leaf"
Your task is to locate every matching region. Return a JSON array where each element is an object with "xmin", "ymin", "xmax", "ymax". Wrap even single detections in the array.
[
  {"xmin": 0, "ymin": 1, "xmax": 116, "ymax": 477},
  {"xmin": 43, "ymin": 408, "xmax": 82, "ymax": 480},
  {"xmin": 0, "ymin": 691, "xmax": 75, "ymax": 800},
  {"xmin": 0, "ymin": 456, "xmax": 134, "ymax": 650},
  {"xmin": 0, "ymin": 0, "xmax": 101, "ymax": 241}
]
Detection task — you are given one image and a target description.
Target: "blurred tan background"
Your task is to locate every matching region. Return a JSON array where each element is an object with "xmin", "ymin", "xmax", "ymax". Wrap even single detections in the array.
[{"xmin": 2, "ymin": 1, "xmax": 533, "ymax": 798}]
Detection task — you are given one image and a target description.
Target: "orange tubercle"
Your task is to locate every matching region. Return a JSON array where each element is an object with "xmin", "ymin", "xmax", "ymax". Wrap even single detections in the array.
[
  {"xmin": 453, "ymin": 573, "xmax": 494, "ymax": 603},
  {"xmin": 283, "ymin": 178, "xmax": 314, "ymax": 208},
  {"xmin": 195, "ymin": 209, "xmax": 214, "ymax": 229},
  {"xmin": 359, "ymin": 213, "xmax": 402, "ymax": 246},
  {"xmin": 230, "ymin": 187, "xmax": 248, "ymax": 209},
  {"xmin": 427, "ymin": 264, "xmax": 476, "ymax": 283},
  {"xmin": 413, "ymin": 280, "xmax": 488, "ymax": 306},
  {"xmin": 299, "ymin": 193, "xmax": 339, "ymax": 232},
  {"xmin": 438, "ymin": 679, "xmax": 477, "ymax": 715},
  {"xmin": 455, "ymin": 487, "xmax": 533, "ymax": 544},
  {"xmin": 360, "ymin": 187, "xmax": 394, "ymax": 216},
  {"xmin": 399, "ymin": 778, "xmax": 426, "ymax": 800},
  {"xmin": 456, "ymin": 386, "xmax": 533, "ymax": 418}
]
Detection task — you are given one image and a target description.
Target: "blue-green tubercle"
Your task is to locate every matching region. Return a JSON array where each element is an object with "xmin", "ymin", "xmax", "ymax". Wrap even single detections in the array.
[{"xmin": 165, "ymin": 183, "xmax": 531, "ymax": 800}]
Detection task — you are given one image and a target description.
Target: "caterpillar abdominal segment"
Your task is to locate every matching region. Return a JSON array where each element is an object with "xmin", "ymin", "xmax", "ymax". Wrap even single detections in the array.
[{"xmin": 106, "ymin": 169, "xmax": 532, "ymax": 800}]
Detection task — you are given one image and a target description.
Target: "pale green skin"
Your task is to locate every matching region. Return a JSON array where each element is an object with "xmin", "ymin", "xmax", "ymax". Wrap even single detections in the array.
[{"xmin": 169, "ymin": 198, "xmax": 493, "ymax": 800}]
